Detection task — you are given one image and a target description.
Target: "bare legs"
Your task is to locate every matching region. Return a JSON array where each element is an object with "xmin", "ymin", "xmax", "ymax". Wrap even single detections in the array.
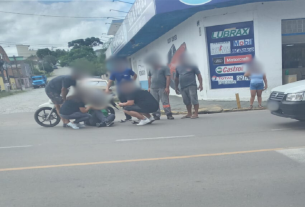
[
  {"xmin": 250, "ymin": 90, "xmax": 264, "ymax": 108},
  {"xmin": 124, "ymin": 110, "xmax": 151, "ymax": 120},
  {"xmin": 186, "ymin": 105, "xmax": 192, "ymax": 117}
]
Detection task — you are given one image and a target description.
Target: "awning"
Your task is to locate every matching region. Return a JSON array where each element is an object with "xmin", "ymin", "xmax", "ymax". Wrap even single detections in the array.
[{"xmin": 109, "ymin": 0, "xmax": 288, "ymax": 57}]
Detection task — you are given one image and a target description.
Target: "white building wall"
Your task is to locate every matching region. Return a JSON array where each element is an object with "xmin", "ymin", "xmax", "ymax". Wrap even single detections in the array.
[{"xmin": 129, "ymin": 0, "xmax": 305, "ymax": 101}]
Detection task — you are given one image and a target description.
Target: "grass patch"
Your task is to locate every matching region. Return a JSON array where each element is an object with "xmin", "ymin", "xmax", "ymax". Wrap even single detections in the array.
[{"xmin": 0, "ymin": 91, "xmax": 25, "ymax": 99}]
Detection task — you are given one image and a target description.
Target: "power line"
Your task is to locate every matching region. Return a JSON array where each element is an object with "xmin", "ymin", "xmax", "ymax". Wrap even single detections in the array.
[{"xmin": 0, "ymin": 10, "xmax": 125, "ymax": 19}]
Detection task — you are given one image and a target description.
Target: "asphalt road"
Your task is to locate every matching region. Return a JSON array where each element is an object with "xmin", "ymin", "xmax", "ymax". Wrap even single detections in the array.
[{"xmin": 1, "ymin": 110, "xmax": 305, "ymax": 207}]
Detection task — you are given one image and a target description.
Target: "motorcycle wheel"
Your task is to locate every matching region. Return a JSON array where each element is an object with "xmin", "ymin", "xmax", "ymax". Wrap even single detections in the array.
[
  {"xmin": 106, "ymin": 106, "xmax": 115, "ymax": 115},
  {"xmin": 34, "ymin": 107, "xmax": 61, "ymax": 127}
]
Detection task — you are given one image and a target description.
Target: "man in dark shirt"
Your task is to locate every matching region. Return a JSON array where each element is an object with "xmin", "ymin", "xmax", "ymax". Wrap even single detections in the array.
[
  {"xmin": 59, "ymin": 96, "xmax": 92, "ymax": 129},
  {"xmin": 45, "ymin": 74, "xmax": 79, "ymax": 125},
  {"xmin": 118, "ymin": 81, "xmax": 158, "ymax": 126},
  {"xmin": 146, "ymin": 54, "xmax": 174, "ymax": 120},
  {"xmin": 175, "ymin": 54, "xmax": 203, "ymax": 119}
]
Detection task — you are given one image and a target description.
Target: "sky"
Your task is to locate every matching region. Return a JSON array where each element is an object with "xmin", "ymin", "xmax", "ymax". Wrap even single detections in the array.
[{"xmin": 0, "ymin": 0, "xmax": 134, "ymax": 56}]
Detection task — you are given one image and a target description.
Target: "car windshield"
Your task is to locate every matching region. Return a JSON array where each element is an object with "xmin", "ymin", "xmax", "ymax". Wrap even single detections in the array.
[{"xmin": 32, "ymin": 77, "xmax": 42, "ymax": 80}]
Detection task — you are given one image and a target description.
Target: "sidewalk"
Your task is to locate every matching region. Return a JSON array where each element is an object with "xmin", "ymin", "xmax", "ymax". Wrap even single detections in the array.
[{"xmin": 169, "ymin": 95, "xmax": 267, "ymax": 112}]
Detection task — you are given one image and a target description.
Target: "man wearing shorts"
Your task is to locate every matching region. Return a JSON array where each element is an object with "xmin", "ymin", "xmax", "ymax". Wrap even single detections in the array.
[
  {"xmin": 175, "ymin": 54, "xmax": 203, "ymax": 119},
  {"xmin": 118, "ymin": 81, "xmax": 158, "ymax": 126},
  {"xmin": 45, "ymin": 75, "xmax": 77, "ymax": 124}
]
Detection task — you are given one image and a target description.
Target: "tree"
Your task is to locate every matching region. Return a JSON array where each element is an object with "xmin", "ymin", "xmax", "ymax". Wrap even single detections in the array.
[
  {"xmin": 59, "ymin": 46, "xmax": 97, "ymax": 66},
  {"xmin": 39, "ymin": 61, "xmax": 54, "ymax": 73},
  {"xmin": 36, "ymin": 48, "xmax": 52, "ymax": 60},
  {"xmin": 70, "ymin": 58, "xmax": 106, "ymax": 76},
  {"xmin": 68, "ymin": 37, "xmax": 103, "ymax": 48},
  {"xmin": 43, "ymin": 55, "xmax": 57, "ymax": 65}
]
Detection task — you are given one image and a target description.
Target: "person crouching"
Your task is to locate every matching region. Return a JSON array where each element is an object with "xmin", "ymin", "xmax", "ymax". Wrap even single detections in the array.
[
  {"xmin": 60, "ymin": 95, "xmax": 92, "ymax": 130},
  {"xmin": 118, "ymin": 81, "xmax": 159, "ymax": 126}
]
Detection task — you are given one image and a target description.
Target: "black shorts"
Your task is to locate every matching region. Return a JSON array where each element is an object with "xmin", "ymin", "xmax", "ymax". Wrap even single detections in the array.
[
  {"xmin": 45, "ymin": 87, "xmax": 63, "ymax": 105},
  {"xmin": 124, "ymin": 105, "xmax": 157, "ymax": 113}
]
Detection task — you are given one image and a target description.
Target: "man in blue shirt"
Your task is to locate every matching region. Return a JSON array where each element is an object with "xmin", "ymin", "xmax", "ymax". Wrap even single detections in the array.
[{"xmin": 106, "ymin": 57, "xmax": 137, "ymax": 121}]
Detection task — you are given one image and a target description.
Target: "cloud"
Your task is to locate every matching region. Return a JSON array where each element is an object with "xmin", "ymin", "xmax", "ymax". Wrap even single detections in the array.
[{"xmin": 0, "ymin": 0, "xmax": 133, "ymax": 56}]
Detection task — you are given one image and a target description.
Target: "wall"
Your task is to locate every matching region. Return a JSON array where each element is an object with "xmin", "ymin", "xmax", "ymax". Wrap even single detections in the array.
[{"xmin": 129, "ymin": 0, "xmax": 305, "ymax": 101}]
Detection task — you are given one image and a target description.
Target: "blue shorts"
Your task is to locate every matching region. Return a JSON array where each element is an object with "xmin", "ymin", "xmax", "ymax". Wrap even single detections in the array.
[{"xmin": 250, "ymin": 82, "xmax": 264, "ymax": 90}]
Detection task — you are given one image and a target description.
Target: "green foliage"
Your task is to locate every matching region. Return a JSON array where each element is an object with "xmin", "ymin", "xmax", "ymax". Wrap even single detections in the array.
[
  {"xmin": 68, "ymin": 37, "xmax": 102, "ymax": 48},
  {"xmin": 39, "ymin": 62, "xmax": 54, "ymax": 74},
  {"xmin": 70, "ymin": 58, "xmax": 107, "ymax": 76},
  {"xmin": 59, "ymin": 46, "xmax": 97, "ymax": 67},
  {"xmin": 43, "ymin": 55, "xmax": 57, "ymax": 65},
  {"xmin": 36, "ymin": 48, "xmax": 52, "ymax": 60},
  {"xmin": 32, "ymin": 68, "xmax": 44, "ymax": 75}
]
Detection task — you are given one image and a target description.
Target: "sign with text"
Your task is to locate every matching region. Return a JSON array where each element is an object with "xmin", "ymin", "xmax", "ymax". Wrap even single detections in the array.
[{"xmin": 206, "ymin": 21, "xmax": 255, "ymax": 89}]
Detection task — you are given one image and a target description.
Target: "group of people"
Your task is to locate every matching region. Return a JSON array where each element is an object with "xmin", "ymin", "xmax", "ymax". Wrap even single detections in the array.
[
  {"xmin": 44, "ymin": 53, "xmax": 203, "ymax": 129},
  {"xmin": 44, "ymin": 53, "xmax": 267, "ymax": 129}
]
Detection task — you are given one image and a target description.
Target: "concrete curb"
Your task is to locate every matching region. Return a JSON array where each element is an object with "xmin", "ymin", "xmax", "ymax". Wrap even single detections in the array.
[{"xmin": 161, "ymin": 107, "xmax": 266, "ymax": 115}]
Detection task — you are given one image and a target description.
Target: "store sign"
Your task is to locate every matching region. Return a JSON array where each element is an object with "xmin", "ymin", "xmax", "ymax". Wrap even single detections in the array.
[
  {"xmin": 215, "ymin": 65, "xmax": 246, "ymax": 74},
  {"xmin": 232, "ymin": 47, "xmax": 255, "ymax": 54},
  {"xmin": 233, "ymin": 39, "xmax": 253, "ymax": 47},
  {"xmin": 236, "ymin": 75, "xmax": 250, "ymax": 81},
  {"xmin": 206, "ymin": 21, "xmax": 255, "ymax": 89},
  {"xmin": 110, "ymin": 0, "xmax": 155, "ymax": 54},
  {"xmin": 210, "ymin": 41, "xmax": 231, "ymax": 55},
  {"xmin": 211, "ymin": 28, "xmax": 250, "ymax": 39},
  {"xmin": 224, "ymin": 55, "xmax": 252, "ymax": 64}
]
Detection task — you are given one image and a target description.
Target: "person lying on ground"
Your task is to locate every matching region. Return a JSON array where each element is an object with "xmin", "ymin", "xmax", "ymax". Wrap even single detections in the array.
[
  {"xmin": 118, "ymin": 81, "xmax": 159, "ymax": 126},
  {"xmin": 59, "ymin": 95, "xmax": 92, "ymax": 130},
  {"xmin": 85, "ymin": 109, "xmax": 115, "ymax": 127}
]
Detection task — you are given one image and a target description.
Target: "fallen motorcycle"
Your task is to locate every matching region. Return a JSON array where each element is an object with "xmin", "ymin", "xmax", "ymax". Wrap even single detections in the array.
[{"xmin": 34, "ymin": 98, "xmax": 118, "ymax": 127}]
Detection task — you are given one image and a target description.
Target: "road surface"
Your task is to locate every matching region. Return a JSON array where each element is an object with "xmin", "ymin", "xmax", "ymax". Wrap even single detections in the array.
[{"xmin": 1, "ymin": 110, "xmax": 305, "ymax": 207}]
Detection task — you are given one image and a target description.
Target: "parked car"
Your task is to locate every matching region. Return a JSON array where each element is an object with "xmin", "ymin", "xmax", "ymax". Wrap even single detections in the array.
[
  {"xmin": 268, "ymin": 80, "xmax": 305, "ymax": 121},
  {"xmin": 31, "ymin": 75, "xmax": 47, "ymax": 89},
  {"xmin": 78, "ymin": 78, "xmax": 117, "ymax": 98}
]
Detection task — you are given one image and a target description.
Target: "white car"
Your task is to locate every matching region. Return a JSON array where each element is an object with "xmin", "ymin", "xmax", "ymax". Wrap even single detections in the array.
[
  {"xmin": 78, "ymin": 78, "xmax": 117, "ymax": 98},
  {"xmin": 268, "ymin": 80, "xmax": 305, "ymax": 121}
]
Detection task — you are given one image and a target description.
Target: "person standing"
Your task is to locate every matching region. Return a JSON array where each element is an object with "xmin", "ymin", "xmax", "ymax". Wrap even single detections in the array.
[
  {"xmin": 105, "ymin": 57, "xmax": 137, "ymax": 122},
  {"xmin": 244, "ymin": 60, "xmax": 267, "ymax": 109},
  {"xmin": 45, "ymin": 74, "xmax": 79, "ymax": 125},
  {"xmin": 147, "ymin": 55, "xmax": 174, "ymax": 120},
  {"xmin": 175, "ymin": 54, "xmax": 203, "ymax": 119}
]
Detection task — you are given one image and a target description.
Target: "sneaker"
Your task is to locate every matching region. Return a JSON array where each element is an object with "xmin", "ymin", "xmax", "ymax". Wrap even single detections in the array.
[
  {"xmin": 96, "ymin": 122, "xmax": 106, "ymax": 127},
  {"xmin": 137, "ymin": 118, "xmax": 151, "ymax": 126},
  {"xmin": 105, "ymin": 121, "xmax": 114, "ymax": 127},
  {"xmin": 76, "ymin": 123, "xmax": 86, "ymax": 128},
  {"xmin": 67, "ymin": 122, "xmax": 79, "ymax": 130},
  {"xmin": 153, "ymin": 116, "xmax": 160, "ymax": 120},
  {"xmin": 167, "ymin": 115, "xmax": 174, "ymax": 120},
  {"xmin": 148, "ymin": 116, "xmax": 155, "ymax": 124}
]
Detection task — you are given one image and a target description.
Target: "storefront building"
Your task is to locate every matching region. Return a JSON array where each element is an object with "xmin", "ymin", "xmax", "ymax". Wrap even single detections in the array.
[{"xmin": 106, "ymin": 0, "xmax": 305, "ymax": 101}]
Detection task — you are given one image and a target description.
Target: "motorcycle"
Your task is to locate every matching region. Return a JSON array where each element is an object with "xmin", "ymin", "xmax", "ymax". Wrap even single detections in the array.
[{"xmin": 34, "ymin": 97, "xmax": 118, "ymax": 127}]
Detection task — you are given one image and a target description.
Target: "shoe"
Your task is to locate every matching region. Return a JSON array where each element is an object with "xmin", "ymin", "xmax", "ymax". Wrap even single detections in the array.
[
  {"xmin": 76, "ymin": 123, "xmax": 86, "ymax": 128},
  {"xmin": 153, "ymin": 116, "xmax": 160, "ymax": 120},
  {"xmin": 167, "ymin": 115, "xmax": 174, "ymax": 120},
  {"xmin": 96, "ymin": 122, "xmax": 106, "ymax": 127},
  {"xmin": 105, "ymin": 121, "xmax": 114, "ymax": 127},
  {"xmin": 67, "ymin": 122, "xmax": 79, "ymax": 130},
  {"xmin": 137, "ymin": 118, "xmax": 151, "ymax": 126},
  {"xmin": 148, "ymin": 116, "xmax": 155, "ymax": 124}
]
